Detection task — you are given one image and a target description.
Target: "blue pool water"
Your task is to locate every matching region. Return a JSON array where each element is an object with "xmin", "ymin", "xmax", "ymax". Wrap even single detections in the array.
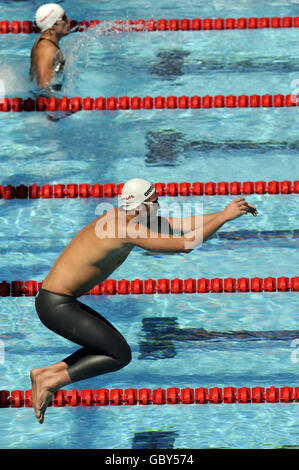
[{"xmin": 0, "ymin": 0, "xmax": 298, "ymax": 450}]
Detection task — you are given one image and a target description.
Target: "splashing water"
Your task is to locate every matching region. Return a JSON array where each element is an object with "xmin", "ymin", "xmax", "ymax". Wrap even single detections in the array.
[
  {"xmin": 61, "ymin": 20, "xmax": 126, "ymax": 95},
  {"xmin": 0, "ymin": 62, "xmax": 31, "ymax": 98}
]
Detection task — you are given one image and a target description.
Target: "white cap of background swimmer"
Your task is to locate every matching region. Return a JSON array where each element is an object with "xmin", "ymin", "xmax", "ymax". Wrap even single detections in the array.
[
  {"xmin": 35, "ymin": 3, "xmax": 65, "ymax": 32},
  {"xmin": 120, "ymin": 178, "xmax": 156, "ymax": 210}
]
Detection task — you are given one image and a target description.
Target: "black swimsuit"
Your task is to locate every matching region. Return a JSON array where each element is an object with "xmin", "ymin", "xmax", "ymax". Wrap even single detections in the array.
[
  {"xmin": 36, "ymin": 37, "xmax": 61, "ymax": 49},
  {"xmin": 35, "ymin": 287, "xmax": 132, "ymax": 383}
]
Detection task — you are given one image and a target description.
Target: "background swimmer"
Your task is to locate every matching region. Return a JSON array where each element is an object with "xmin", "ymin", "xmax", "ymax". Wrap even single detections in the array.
[{"xmin": 30, "ymin": 3, "xmax": 71, "ymax": 93}]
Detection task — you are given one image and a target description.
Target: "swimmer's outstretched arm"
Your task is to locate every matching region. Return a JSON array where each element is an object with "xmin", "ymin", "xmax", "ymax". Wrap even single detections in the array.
[
  {"xmin": 129, "ymin": 212, "xmax": 227, "ymax": 253},
  {"xmin": 131, "ymin": 197, "xmax": 258, "ymax": 253},
  {"xmin": 165, "ymin": 199, "xmax": 258, "ymax": 235}
]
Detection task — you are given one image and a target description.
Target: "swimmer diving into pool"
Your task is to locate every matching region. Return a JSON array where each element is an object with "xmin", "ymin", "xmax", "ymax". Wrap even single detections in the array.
[
  {"xmin": 32, "ymin": 178, "xmax": 258, "ymax": 423},
  {"xmin": 30, "ymin": 3, "xmax": 71, "ymax": 92}
]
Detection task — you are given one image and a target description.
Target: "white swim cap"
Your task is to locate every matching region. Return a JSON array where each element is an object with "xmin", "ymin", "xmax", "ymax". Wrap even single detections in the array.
[
  {"xmin": 120, "ymin": 178, "xmax": 156, "ymax": 210},
  {"xmin": 35, "ymin": 3, "xmax": 65, "ymax": 32}
]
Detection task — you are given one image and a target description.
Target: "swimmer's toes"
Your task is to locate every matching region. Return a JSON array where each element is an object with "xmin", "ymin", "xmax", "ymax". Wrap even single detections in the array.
[{"xmin": 37, "ymin": 392, "xmax": 52, "ymax": 424}]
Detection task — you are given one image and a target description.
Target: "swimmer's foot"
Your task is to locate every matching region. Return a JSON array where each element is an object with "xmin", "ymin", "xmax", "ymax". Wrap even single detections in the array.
[
  {"xmin": 30, "ymin": 366, "xmax": 71, "ymax": 424},
  {"xmin": 47, "ymin": 114, "xmax": 60, "ymax": 121}
]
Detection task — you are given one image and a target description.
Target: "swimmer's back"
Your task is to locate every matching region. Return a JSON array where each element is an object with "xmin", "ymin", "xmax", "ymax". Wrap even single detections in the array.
[{"xmin": 41, "ymin": 209, "xmax": 133, "ymax": 297}]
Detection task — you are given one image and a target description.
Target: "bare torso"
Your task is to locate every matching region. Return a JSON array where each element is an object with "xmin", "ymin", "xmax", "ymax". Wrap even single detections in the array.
[{"xmin": 42, "ymin": 210, "xmax": 134, "ymax": 297}]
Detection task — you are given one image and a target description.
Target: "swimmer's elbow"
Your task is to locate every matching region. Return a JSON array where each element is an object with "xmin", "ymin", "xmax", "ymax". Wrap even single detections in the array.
[
  {"xmin": 173, "ymin": 242, "xmax": 194, "ymax": 254},
  {"xmin": 177, "ymin": 241, "xmax": 193, "ymax": 254},
  {"xmin": 178, "ymin": 239, "xmax": 193, "ymax": 254}
]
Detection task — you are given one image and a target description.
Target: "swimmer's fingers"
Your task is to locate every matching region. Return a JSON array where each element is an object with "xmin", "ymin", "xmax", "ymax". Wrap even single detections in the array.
[
  {"xmin": 239, "ymin": 203, "xmax": 253, "ymax": 216},
  {"xmin": 237, "ymin": 200, "xmax": 252, "ymax": 209},
  {"xmin": 239, "ymin": 202, "xmax": 249, "ymax": 210},
  {"xmin": 236, "ymin": 200, "xmax": 258, "ymax": 216},
  {"xmin": 246, "ymin": 203, "xmax": 258, "ymax": 216}
]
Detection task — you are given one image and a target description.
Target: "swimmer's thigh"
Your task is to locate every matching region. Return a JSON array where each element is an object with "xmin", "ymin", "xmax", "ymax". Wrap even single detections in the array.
[{"xmin": 39, "ymin": 298, "xmax": 130, "ymax": 360}]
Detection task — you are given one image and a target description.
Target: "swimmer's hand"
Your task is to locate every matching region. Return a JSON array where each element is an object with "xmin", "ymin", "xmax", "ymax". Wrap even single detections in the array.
[{"xmin": 223, "ymin": 198, "xmax": 258, "ymax": 221}]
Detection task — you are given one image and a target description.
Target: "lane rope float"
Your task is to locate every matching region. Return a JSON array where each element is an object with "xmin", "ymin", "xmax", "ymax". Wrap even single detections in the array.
[
  {"xmin": 1, "ymin": 386, "xmax": 298, "ymax": 407},
  {"xmin": 1, "ymin": 277, "xmax": 298, "ymax": 296},
  {"xmin": 1, "ymin": 180, "xmax": 299, "ymax": 199},
  {"xmin": 1, "ymin": 94, "xmax": 298, "ymax": 112},
  {"xmin": 0, "ymin": 16, "xmax": 298, "ymax": 34}
]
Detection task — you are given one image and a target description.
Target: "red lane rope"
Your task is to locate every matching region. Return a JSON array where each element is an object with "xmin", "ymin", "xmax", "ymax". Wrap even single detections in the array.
[
  {"xmin": 1, "ymin": 180, "xmax": 299, "ymax": 199},
  {"xmin": 1, "ymin": 277, "xmax": 298, "ymax": 296},
  {"xmin": 0, "ymin": 16, "xmax": 298, "ymax": 34},
  {"xmin": 1, "ymin": 94, "xmax": 298, "ymax": 112},
  {"xmin": 1, "ymin": 386, "xmax": 298, "ymax": 407}
]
